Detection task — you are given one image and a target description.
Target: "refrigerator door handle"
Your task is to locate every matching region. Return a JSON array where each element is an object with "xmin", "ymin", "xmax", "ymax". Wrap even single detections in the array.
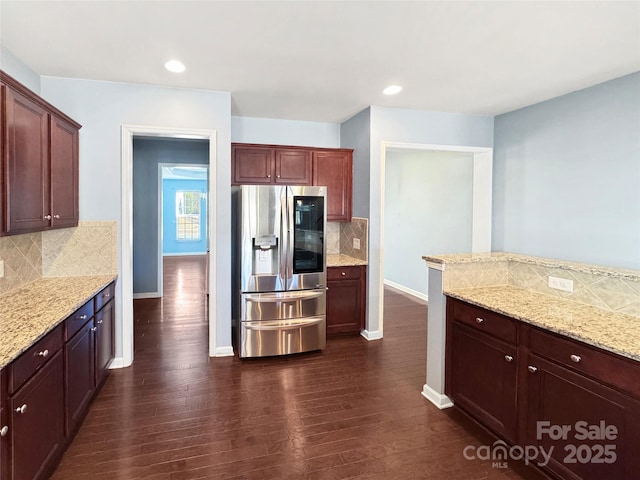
[{"xmin": 279, "ymin": 187, "xmax": 289, "ymax": 286}]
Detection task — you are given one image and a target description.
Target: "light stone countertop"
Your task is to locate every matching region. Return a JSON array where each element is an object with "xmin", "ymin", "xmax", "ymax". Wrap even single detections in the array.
[
  {"xmin": 423, "ymin": 252, "xmax": 640, "ymax": 281},
  {"xmin": 446, "ymin": 285, "xmax": 640, "ymax": 362},
  {"xmin": 327, "ymin": 254, "xmax": 368, "ymax": 267},
  {"xmin": 0, "ymin": 275, "xmax": 117, "ymax": 369}
]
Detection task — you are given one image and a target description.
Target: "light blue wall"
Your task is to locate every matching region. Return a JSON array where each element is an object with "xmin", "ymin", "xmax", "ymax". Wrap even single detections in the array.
[
  {"xmin": 493, "ymin": 72, "xmax": 640, "ymax": 269},
  {"xmin": 340, "ymin": 107, "xmax": 371, "ymax": 218},
  {"xmin": 0, "ymin": 46, "xmax": 41, "ymax": 93},
  {"xmin": 162, "ymin": 178, "xmax": 208, "ymax": 255},
  {"xmin": 133, "ymin": 138, "xmax": 209, "ymax": 294},
  {"xmin": 385, "ymin": 150, "xmax": 474, "ymax": 296},
  {"xmin": 231, "ymin": 116, "xmax": 340, "ymax": 147},
  {"xmin": 40, "ymin": 76, "xmax": 233, "ymax": 355},
  {"xmin": 367, "ymin": 106, "xmax": 494, "ymax": 334}
]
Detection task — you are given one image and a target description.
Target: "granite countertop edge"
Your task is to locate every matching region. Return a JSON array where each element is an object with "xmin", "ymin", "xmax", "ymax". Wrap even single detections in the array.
[
  {"xmin": 0, "ymin": 274, "xmax": 118, "ymax": 370},
  {"xmin": 445, "ymin": 285, "xmax": 640, "ymax": 363},
  {"xmin": 422, "ymin": 252, "xmax": 640, "ymax": 281},
  {"xmin": 327, "ymin": 254, "xmax": 368, "ymax": 267}
]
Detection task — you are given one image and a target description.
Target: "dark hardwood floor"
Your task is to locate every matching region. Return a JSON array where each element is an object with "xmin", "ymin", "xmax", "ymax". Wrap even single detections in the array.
[{"xmin": 52, "ymin": 257, "xmax": 548, "ymax": 480}]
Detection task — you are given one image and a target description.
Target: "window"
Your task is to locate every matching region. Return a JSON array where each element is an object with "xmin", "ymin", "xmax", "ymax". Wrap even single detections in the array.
[{"xmin": 176, "ymin": 190, "xmax": 201, "ymax": 240}]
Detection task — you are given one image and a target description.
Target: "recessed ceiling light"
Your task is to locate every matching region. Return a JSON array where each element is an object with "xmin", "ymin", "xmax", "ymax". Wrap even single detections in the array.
[
  {"xmin": 165, "ymin": 60, "xmax": 186, "ymax": 73},
  {"xmin": 383, "ymin": 85, "xmax": 402, "ymax": 95}
]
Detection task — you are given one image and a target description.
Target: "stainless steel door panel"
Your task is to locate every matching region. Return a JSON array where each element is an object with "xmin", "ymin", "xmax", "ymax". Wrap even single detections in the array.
[
  {"xmin": 238, "ymin": 316, "xmax": 326, "ymax": 358},
  {"xmin": 239, "ymin": 185, "xmax": 287, "ymax": 293},
  {"xmin": 241, "ymin": 290, "xmax": 326, "ymax": 321}
]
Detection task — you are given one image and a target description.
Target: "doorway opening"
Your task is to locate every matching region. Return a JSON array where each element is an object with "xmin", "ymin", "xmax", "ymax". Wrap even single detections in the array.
[{"xmin": 120, "ymin": 125, "xmax": 217, "ymax": 368}]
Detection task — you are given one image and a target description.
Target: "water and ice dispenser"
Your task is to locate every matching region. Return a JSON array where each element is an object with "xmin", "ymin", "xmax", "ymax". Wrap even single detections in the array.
[{"xmin": 252, "ymin": 234, "xmax": 278, "ymax": 275}]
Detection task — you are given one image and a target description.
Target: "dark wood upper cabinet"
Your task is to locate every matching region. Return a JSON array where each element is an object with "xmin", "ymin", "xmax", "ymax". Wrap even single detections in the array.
[
  {"xmin": 274, "ymin": 149, "xmax": 311, "ymax": 185},
  {"xmin": 0, "ymin": 70, "xmax": 81, "ymax": 236},
  {"xmin": 232, "ymin": 143, "xmax": 353, "ymax": 221},
  {"xmin": 312, "ymin": 150, "xmax": 353, "ymax": 221},
  {"xmin": 50, "ymin": 114, "xmax": 79, "ymax": 229}
]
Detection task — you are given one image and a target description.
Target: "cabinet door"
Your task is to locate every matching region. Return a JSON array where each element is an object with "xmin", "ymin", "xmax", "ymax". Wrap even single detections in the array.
[
  {"xmin": 0, "ymin": 82, "xmax": 5, "ymax": 234},
  {"xmin": 312, "ymin": 151, "xmax": 352, "ymax": 221},
  {"xmin": 449, "ymin": 322, "xmax": 518, "ymax": 443},
  {"xmin": 64, "ymin": 320, "xmax": 95, "ymax": 436},
  {"xmin": 0, "ymin": 405, "xmax": 7, "ymax": 480},
  {"xmin": 4, "ymin": 86, "xmax": 50, "ymax": 234},
  {"xmin": 232, "ymin": 146, "xmax": 274, "ymax": 184},
  {"xmin": 326, "ymin": 267, "xmax": 364, "ymax": 335},
  {"xmin": 274, "ymin": 149, "xmax": 312, "ymax": 185},
  {"xmin": 50, "ymin": 113, "xmax": 79, "ymax": 229},
  {"xmin": 524, "ymin": 353, "xmax": 640, "ymax": 480},
  {"xmin": 95, "ymin": 300, "xmax": 115, "ymax": 387},
  {"xmin": 10, "ymin": 351, "xmax": 64, "ymax": 480}
]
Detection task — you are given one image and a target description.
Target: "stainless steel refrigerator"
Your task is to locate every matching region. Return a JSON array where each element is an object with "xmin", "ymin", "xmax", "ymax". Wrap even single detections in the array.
[{"xmin": 234, "ymin": 185, "xmax": 327, "ymax": 358}]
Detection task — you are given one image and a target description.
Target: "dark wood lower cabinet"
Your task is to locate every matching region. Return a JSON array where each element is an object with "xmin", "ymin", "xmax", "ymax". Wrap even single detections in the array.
[
  {"xmin": 3, "ymin": 281, "xmax": 115, "ymax": 480},
  {"xmin": 449, "ymin": 322, "xmax": 518, "ymax": 443},
  {"xmin": 326, "ymin": 266, "xmax": 366, "ymax": 335},
  {"xmin": 64, "ymin": 320, "xmax": 95, "ymax": 436},
  {"xmin": 446, "ymin": 297, "xmax": 640, "ymax": 480},
  {"xmin": 95, "ymin": 300, "xmax": 114, "ymax": 387},
  {"xmin": 10, "ymin": 351, "xmax": 64, "ymax": 480},
  {"xmin": 524, "ymin": 353, "xmax": 640, "ymax": 480}
]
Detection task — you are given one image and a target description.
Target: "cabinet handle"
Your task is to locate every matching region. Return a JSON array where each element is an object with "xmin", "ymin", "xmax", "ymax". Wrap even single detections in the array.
[
  {"xmin": 475, "ymin": 317, "xmax": 484, "ymax": 323},
  {"xmin": 527, "ymin": 365, "xmax": 538, "ymax": 373},
  {"xmin": 44, "ymin": 214, "xmax": 52, "ymax": 220},
  {"xmin": 570, "ymin": 354, "xmax": 582, "ymax": 363},
  {"xmin": 91, "ymin": 327, "xmax": 97, "ymax": 332},
  {"xmin": 54, "ymin": 214, "xmax": 60, "ymax": 219},
  {"xmin": 0, "ymin": 426, "xmax": 8, "ymax": 437},
  {"xmin": 504, "ymin": 355, "xmax": 514, "ymax": 362},
  {"xmin": 15, "ymin": 404, "xmax": 27, "ymax": 414},
  {"xmin": 37, "ymin": 349, "xmax": 49, "ymax": 358}
]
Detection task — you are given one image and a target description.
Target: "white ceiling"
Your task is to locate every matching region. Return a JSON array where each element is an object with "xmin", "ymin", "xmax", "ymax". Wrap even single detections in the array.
[{"xmin": 1, "ymin": 1, "xmax": 639, "ymax": 123}]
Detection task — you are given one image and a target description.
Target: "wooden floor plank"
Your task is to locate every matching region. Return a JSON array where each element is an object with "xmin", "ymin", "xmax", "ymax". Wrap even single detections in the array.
[{"xmin": 52, "ymin": 256, "xmax": 549, "ymax": 479}]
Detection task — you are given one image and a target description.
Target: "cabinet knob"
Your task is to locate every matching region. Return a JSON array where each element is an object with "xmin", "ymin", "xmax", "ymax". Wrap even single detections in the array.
[
  {"xmin": 267, "ymin": 174, "xmax": 271, "ymax": 178},
  {"xmin": 527, "ymin": 365, "xmax": 538, "ymax": 373},
  {"xmin": 79, "ymin": 314, "xmax": 87, "ymax": 320},
  {"xmin": 570, "ymin": 354, "xmax": 582, "ymax": 363},
  {"xmin": 44, "ymin": 214, "xmax": 52, "ymax": 220},
  {"xmin": 341, "ymin": 272, "xmax": 346, "ymax": 276},
  {"xmin": 0, "ymin": 425, "xmax": 8, "ymax": 437},
  {"xmin": 53, "ymin": 214, "xmax": 60, "ymax": 219},
  {"xmin": 15, "ymin": 404, "xmax": 27, "ymax": 414},
  {"xmin": 97, "ymin": 319, "xmax": 103, "ymax": 324},
  {"xmin": 104, "ymin": 293, "xmax": 111, "ymax": 299},
  {"xmin": 475, "ymin": 317, "xmax": 484, "ymax": 323},
  {"xmin": 91, "ymin": 327, "xmax": 98, "ymax": 332},
  {"xmin": 504, "ymin": 355, "xmax": 514, "ymax": 362},
  {"xmin": 37, "ymin": 349, "xmax": 49, "ymax": 358}
]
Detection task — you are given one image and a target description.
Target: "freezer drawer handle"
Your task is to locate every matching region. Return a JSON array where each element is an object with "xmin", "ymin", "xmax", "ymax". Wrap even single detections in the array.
[
  {"xmin": 244, "ymin": 290, "xmax": 325, "ymax": 302},
  {"xmin": 245, "ymin": 318, "xmax": 324, "ymax": 331}
]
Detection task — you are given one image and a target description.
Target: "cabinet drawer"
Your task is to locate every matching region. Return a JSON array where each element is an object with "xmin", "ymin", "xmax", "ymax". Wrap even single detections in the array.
[
  {"xmin": 450, "ymin": 299, "xmax": 517, "ymax": 344},
  {"xmin": 95, "ymin": 282, "xmax": 114, "ymax": 313},
  {"xmin": 327, "ymin": 266, "xmax": 362, "ymax": 281},
  {"xmin": 9, "ymin": 325, "xmax": 63, "ymax": 394},
  {"xmin": 64, "ymin": 299, "xmax": 94, "ymax": 340},
  {"xmin": 528, "ymin": 327, "xmax": 640, "ymax": 399}
]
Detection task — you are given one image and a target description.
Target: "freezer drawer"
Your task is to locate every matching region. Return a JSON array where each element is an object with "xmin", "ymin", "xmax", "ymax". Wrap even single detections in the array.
[
  {"xmin": 241, "ymin": 289, "xmax": 326, "ymax": 321},
  {"xmin": 238, "ymin": 316, "xmax": 326, "ymax": 358}
]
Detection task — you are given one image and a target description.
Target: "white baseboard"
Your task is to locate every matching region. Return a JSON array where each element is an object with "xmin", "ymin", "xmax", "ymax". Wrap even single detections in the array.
[
  {"xmin": 108, "ymin": 356, "xmax": 130, "ymax": 369},
  {"xmin": 360, "ymin": 329, "xmax": 383, "ymax": 341},
  {"xmin": 422, "ymin": 384, "xmax": 454, "ymax": 409},
  {"xmin": 133, "ymin": 292, "xmax": 161, "ymax": 299},
  {"xmin": 214, "ymin": 346, "xmax": 235, "ymax": 357},
  {"xmin": 384, "ymin": 279, "xmax": 428, "ymax": 302}
]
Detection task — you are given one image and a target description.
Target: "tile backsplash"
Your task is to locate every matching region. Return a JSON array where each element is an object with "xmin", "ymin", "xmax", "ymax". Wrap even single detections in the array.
[
  {"xmin": 326, "ymin": 217, "xmax": 368, "ymax": 261},
  {"xmin": 0, "ymin": 233, "xmax": 42, "ymax": 295},
  {"xmin": 0, "ymin": 221, "xmax": 118, "ymax": 296}
]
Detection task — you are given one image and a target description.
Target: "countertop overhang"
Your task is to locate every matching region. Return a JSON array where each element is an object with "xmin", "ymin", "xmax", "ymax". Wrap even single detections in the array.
[{"xmin": 0, "ymin": 275, "xmax": 117, "ymax": 369}]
